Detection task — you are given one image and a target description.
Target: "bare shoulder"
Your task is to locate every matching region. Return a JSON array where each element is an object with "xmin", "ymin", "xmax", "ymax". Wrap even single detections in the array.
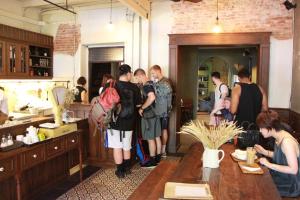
[{"xmin": 232, "ymin": 84, "xmax": 241, "ymax": 94}]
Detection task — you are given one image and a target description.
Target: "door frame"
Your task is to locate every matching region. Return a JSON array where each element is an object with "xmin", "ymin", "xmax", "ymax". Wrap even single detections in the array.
[{"xmin": 168, "ymin": 32, "xmax": 271, "ymax": 153}]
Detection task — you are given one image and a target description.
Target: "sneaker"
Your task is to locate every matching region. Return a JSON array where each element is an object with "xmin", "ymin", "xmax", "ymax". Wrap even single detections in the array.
[
  {"xmin": 115, "ymin": 169, "xmax": 125, "ymax": 178},
  {"xmin": 155, "ymin": 154, "xmax": 162, "ymax": 163},
  {"xmin": 124, "ymin": 168, "xmax": 132, "ymax": 175},
  {"xmin": 141, "ymin": 158, "xmax": 157, "ymax": 168},
  {"xmin": 161, "ymin": 152, "xmax": 167, "ymax": 158}
]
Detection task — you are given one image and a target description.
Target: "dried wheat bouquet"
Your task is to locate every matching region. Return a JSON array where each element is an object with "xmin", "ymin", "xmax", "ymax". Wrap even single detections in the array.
[{"xmin": 179, "ymin": 120, "xmax": 243, "ymax": 149}]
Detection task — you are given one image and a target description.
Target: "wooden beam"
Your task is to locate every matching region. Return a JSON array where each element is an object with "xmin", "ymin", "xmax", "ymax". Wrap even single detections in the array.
[{"xmin": 118, "ymin": 0, "xmax": 150, "ymax": 19}]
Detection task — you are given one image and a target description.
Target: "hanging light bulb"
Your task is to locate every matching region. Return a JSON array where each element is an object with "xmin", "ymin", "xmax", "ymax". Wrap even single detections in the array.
[
  {"xmin": 213, "ymin": 17, "xmax": 222, "ymax": 33},
  {"xmin": 212, "ymin": 0, "xmax": 222, "ymax": 33},
  {"xmin": 106, "ymin": 0, "xmax": 114, "ymax": 32}
]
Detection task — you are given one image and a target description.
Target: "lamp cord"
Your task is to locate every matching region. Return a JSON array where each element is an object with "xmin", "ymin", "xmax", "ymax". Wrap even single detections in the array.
[
  {"xmin": 110, "ymin": 0, "xmax": 112, "ymax": 23},
  {"xmin": 216, "ymin": 0, "xmax": 219, "ymax": 21}
]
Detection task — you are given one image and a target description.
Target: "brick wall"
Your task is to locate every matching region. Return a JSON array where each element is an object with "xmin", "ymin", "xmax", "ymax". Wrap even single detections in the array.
[
  {"xmin": 171, "ymin": 0, "xmax": 293, "ymax": 40},
  {"xmin": 54, "ymin": 24, "xmax": 81, "ymax": 56}
]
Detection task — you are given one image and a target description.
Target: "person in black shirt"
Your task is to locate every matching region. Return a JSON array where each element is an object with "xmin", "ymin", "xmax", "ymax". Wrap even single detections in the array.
[
  {"xmin": 74, "ymin": 76, "xmax": 88, "ymax": 103},
  {"xmin": 231, "ymin": 68, "xmax": 268, "ymax": 128},
  {"xmin": 107, "ymin": 64, "xmax": 141, "ymax": 178},
  {"xmin": 134, "ymin": 69, "xmax": 162, "ymax": 167}
]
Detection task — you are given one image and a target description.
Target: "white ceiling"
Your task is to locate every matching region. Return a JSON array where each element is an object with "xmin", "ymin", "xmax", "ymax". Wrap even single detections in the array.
[{"xmin": 18, "ymin": 0, "xmax": 117, "ymax": 9}]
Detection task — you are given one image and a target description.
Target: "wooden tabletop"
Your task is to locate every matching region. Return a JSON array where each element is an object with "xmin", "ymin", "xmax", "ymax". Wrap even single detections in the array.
[{"xmin": 129, "ymin": 142, "xmax": 282, "ymax": 200}]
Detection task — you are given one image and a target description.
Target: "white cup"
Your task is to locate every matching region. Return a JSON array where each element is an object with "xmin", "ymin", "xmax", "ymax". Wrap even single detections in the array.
[{"xmin": 16, "ymin": 135, "xmax": 24, "ymax": 142}]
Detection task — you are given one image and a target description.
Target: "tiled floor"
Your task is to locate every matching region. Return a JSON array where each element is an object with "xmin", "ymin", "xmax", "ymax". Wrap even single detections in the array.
[{"xmin": 36, "ymin": 166, "xmax": 101, "ymax": 200}]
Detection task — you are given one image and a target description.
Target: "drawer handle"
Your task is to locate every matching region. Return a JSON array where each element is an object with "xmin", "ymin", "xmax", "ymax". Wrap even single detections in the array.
[
  {"xmin": 71, "ymin": 140, "xmax": 75, "ymax": 143},
  {"xmin": 0, "ymin": 167, "xmax": 4, "ymax": 172},
  {"xmin": 54, "ymin": 146, "xmax": 58, "ymax": 150},
  {"xmin": 32, "ymin": 154, "xmax": 37, "ymax": 158}
]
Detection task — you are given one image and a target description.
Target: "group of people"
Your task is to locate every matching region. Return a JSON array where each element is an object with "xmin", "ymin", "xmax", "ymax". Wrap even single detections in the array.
[
  {"xmin": 210, "ymin": 68, "xmax": 300, "ymax": 197},
  {"xmin": 89, "ymin": 64, "xmax": 173, "ymax": 179}
]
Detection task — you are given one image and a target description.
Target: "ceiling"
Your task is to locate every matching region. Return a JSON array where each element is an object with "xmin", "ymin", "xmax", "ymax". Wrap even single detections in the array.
[
  {"xmin": 18, "ymin": 0, "xmax": 117, "ymax": 10},
  {"xmin": 18, "ymin": 0, "xmax": 150, "ymax": 18}
]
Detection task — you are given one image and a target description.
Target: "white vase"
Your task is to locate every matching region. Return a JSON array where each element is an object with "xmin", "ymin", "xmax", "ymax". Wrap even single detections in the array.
[{"xmin": 202, "ymin": 148, "xmax": 225, "ymax": 168}]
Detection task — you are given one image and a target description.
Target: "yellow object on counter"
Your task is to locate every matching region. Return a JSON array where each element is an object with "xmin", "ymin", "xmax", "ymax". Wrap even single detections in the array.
[{"xmin": 39, "ymin": 123, "xmax": 77, "ymax": 139}]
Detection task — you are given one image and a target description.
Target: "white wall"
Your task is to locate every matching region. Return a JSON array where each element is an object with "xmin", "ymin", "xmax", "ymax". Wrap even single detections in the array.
[
  {"xmin": 149, "ymin": 1, "xmax": 173, "ymax": 76},
  {"xmin": 269, "ymin": 38, "xmax": 293, "ymax": 108},
  {"xmin": 42, "ymin": 6, "xmax": 149, "ymax": 86}
]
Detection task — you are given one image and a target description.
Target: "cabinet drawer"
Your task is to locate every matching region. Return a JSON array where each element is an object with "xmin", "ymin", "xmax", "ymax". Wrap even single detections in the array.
[
  {"xmin": 46, "ymin": 138, "xmax": 65, "ymax": 158},
  {"xmin": 0, "ymin": 157, "xmax": 16, "ymax": 181},
  {"xmin": 66, "ymin": 133, "xmax": 79, "ymax": 149},
  {"xmin": 21, "ymin": 145, "xmax": 45, "ymax": 170}
]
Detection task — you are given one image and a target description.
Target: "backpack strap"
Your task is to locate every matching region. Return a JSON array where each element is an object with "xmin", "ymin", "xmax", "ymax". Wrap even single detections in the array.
[{"xmin": 219, "ymin": 83, "xmax": 227, "ymax": 99}]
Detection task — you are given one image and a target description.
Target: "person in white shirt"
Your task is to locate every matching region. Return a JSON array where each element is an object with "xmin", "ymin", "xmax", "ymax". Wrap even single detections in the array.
[
  {"xmin": 209, "ymin": 72, "xmax": 229, "ymax": 126},
  {"xmin": 0, "ymin": 87, "xmax": 8, "ymax": 125}
]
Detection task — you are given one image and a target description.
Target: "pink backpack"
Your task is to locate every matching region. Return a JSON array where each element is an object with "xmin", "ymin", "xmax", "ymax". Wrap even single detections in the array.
[{"xmin": 89, "ymin": 81, "xmax": 120, "ymax": 131}]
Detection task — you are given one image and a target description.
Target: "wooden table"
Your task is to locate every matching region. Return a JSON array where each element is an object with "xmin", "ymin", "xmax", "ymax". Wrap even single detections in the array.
[{"xmin": 129, "ymin": 142, "xmax": 282, "ymax": 200}]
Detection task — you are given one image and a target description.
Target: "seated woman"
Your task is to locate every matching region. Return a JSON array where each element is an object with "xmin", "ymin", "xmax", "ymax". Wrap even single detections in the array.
[
  {"xmin": 254, "ymin": 110, "xmax": 300, "ymax": 197},
  {"xmin": 74, "ymin": 76, "xmax": 88, "ymax": 103}
]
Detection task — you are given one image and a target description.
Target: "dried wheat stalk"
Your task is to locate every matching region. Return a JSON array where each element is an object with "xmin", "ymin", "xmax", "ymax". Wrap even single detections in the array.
[{"xmin": 179, "ymin": 120, "xmax": 243, "ymax": 149}]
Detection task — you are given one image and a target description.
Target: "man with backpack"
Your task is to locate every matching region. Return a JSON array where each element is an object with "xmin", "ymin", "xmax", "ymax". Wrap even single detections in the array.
[
  {"xmin": 150, "ymin": 65, "xmax": 173, "ymax": 157},
  {"xmin": 106, "ymin": 64, "xmax": 141, "ymax": 178},
  {"xmin": 209, "ymin": 71, "xmax": 229, "ymax": 126},
  {"xmin": 134, "ymin": 69, "xmax": 162, "ymax": 167}
]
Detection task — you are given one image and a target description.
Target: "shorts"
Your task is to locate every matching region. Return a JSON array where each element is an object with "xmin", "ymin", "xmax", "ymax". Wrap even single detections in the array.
[
  {"xmin": 160, "ymin": 117, "xmax": 169, "ymax": 130},
  {"xmin": 106, "ymin": 129, "xmax": 133, "ymax": 151},
  {"xmin": 141, "ymin": 117, "xmax": 161, "ymax": 140}
]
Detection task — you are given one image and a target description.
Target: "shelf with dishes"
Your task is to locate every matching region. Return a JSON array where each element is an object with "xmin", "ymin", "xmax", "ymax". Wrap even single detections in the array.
[{"xmin": 29, "ymin": 45, "xmax": 53, "ymax": 77}]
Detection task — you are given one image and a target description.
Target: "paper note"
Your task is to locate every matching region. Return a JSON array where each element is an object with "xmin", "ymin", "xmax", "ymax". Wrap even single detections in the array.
[{"xmin": 175, "ymin": 185, "xmax": 207, "ymax": 197}]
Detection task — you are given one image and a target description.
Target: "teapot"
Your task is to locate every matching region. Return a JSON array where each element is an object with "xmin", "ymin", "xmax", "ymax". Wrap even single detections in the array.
[{"xmin": 26, "ymin": 126, "xmax": 39, "ymax": 143}]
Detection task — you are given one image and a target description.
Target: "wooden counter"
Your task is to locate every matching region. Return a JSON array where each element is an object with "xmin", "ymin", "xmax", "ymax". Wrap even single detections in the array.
[
  {"xmin": 69, "ymin": 103, "xmax": 114, "ymax": 167},
  {"xmin": 0, "ymin": 116, "xmax": 89, "ymax": 200},
  {"xmin": 129, "ymin": 143, "xmax": 281, "ymax": 200},
  {"xmin": 0, "ymin": 130, "xmax": 83, "ymax": 200}
]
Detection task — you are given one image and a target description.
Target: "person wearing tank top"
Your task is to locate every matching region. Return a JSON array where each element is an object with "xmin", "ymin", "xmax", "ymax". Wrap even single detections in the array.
[
  {"xmin": 231, "ymin": 68, "xmax": 268, "ymax": 127},
  {"xmin": 255, "ymin": 111, "xmax": 300, "ymax": 197}
]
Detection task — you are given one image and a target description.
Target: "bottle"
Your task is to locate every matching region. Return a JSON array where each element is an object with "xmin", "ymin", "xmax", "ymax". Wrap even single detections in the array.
[
  {"xmin": 7, "ymin": 134, "xmax": 13, "ymax": 146},
  {"xmin": 0, "ymin": 135, "xmax": 7, "ymax": 148}
]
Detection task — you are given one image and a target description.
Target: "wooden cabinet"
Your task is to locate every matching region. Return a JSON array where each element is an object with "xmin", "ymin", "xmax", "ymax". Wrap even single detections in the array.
[
  {"xmin": 20, "ymin": 145, "xmax": 45, "ymax": 170},
  {"xmin": 6, "ymin": 43, "xmax": 29, "ymax": 77},
  {"xmin": 46, "ymin": 137, "xmax": 65, "ymax": 158},
  {"xmin": 66, "ymin": 132, "xmax": 79, "ymax": 149},
  {"xmin": 0, "ymin": 130, "xmax": 83, "ymax": 200},
  {"xmin": 0, "ymin": 157, "xmax": 16, "ymax": 181},
  {"xmin": 0, "ymin": 40, "xmax": 5, "ymax": 76},
  {"xmin": 0, "ymin": 23, "xmax": 53, "ymax": 79}
]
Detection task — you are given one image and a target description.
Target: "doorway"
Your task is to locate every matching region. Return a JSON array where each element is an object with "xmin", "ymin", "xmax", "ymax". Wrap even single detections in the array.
[
  {"xmin": 88, "ymin": 62, "xmax": 119, "ymax": 100},
  {"xmin": 168, "ymin": 33, "xmax": 271, "ymax": 153},
  {"xmin": 88, "ymin": 46, "xmax": 124, "ymax": 101}
]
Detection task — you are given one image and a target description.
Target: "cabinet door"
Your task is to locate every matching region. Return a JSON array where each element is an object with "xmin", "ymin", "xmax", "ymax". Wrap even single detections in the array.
[
  {"xmin": 7, "ymin": 42, "xmax": 18, "ymax": 75},
  {"xmin": 19, "ymin": 45, "xmax": 29, "ymax": 74},
  {"xmin": 0, "ymin": 41, "xmax": 5, "ymax": 76},
  {"xmin": 7, "ymin": 43, "xmax": 29, "ymax": 76}
]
